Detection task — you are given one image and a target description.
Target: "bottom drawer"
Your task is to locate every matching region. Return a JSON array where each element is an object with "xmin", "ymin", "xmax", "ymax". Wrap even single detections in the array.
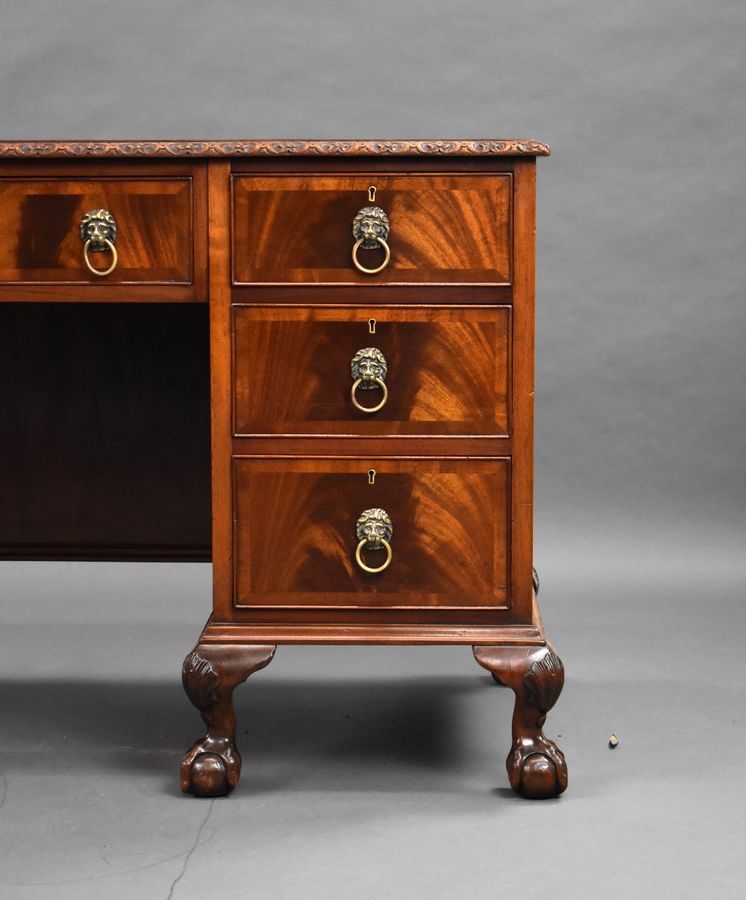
[{"xmin": 233, "ymin": 457, "xmax": 510, "ymax": 610}]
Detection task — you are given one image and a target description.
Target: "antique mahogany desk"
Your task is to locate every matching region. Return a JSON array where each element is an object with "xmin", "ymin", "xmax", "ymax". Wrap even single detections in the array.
[{"xmin": 0, "ymin": 139, "xmax": 567, "ymax": 800}]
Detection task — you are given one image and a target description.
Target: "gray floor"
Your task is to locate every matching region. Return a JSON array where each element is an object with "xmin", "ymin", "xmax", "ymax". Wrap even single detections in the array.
[{"xmin": 1, "ymin": 556, "xmax": 744, "ymax": 900}]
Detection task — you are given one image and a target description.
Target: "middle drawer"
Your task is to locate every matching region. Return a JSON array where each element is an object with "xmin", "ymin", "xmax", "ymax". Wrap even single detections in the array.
[{"xmin": 232, "ymin": 305, "xmax": 510, "ymax": 438}]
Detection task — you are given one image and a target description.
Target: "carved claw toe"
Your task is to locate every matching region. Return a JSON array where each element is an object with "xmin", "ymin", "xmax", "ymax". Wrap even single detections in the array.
[
  {"xmin": 507, "ymin": 738, "xmax": 567, "ymax": 799},
  {"xmin": 180, "ymin": 737, "xmax": 241, "ymax": 797}
]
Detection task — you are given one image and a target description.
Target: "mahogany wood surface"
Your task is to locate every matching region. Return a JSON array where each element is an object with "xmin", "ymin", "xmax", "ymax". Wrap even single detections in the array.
[
  {"xmin": 0, "ymin": 302, "xmax": 211, "ymax": 560},
  {"xmin": 0, "ymin": 160, "xmax": 207, "ymax": 302},
  {"xmin": 233, "ymin": 457, "xmax": 510, "ymax": 610},
  {"xmin": 0, "ymin": 154, "xmax": 538, "ymax": 621},
  {"xmin": 232, "ymin": 173, "xmax": 511, "ymax": 285},
  {"xmin": 508, "ymin": 159, "xmax": 537, "ymax": 613},
  {"xmin": 232, "ymin": 305, "xmax": 510, "ymax": 438},
  {"xmin": 211, "ymin": 158, "xmax": 536, "ymax": 627},
  {"xmin": 208, "ymin": 161, "xmax": 236, "ymax": 619},
  {"xmin": 474, "ymin": 643, "xmax": 568, "ymax": 799},
  {"xmin": 196, "ymin": 618, "xmax": 542, "ymax": 645},
  {"xmin": 180, "ymin": 643, "xmax": 276, "ymax": 797}
]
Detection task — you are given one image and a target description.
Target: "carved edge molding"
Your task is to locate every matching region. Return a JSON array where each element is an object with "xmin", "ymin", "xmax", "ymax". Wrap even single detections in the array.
[
  {"xmin": 523, "ymin": 649, "xmax": 564, "ymax": 712},
  {"xmin": 0, "ymin": 139, "xmax": 551, "ymax": 159}
]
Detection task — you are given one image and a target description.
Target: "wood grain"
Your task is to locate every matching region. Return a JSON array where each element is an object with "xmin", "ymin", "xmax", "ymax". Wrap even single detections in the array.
[
  {"xmin": 0, "ymin": 152, "xmax": 547, "ymax": 641},
  {"xmin": 509, "ymin": 159, "xmax": 536, "ymax": 619},
  {"xmin": 474, "ymin": 644, "xmax": 567, "ymax": 798},
  {"xmin": 207, "ymin": 161, "xmax": 235, "ymax": 619},
  {"xmin": 181, "ymin": 643, "xmax": 276, "ymax": 797},
  {"xmin": 0, "ymin": 302, "xmax": 211, "ymax": 560},
  {"xmin": 198, "ymin": 619, "xmax": 543, "ymax": 644},
  {"xmin": 0, "ymin": 160, "xmax": 208, "ymax": 302},
  {"xmin": 231, "ymin": 173, "xmax": 512, "ymax": 285},
  {"xmin": 232, "ymin": 305, "xmax": 510, "ymax": 438},
  {"xmin": 233, "ymin": 457, "xmax": 510, "ymax": 610}
]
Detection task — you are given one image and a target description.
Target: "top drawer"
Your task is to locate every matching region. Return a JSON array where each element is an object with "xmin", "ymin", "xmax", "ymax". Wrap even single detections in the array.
[
  {"xmin": 231, "ymin": 173, "xmax": 512, "ymax": 286},
  {"xmin": 0, "ymin": 162, "xmax": 207, "ymax": 301}
]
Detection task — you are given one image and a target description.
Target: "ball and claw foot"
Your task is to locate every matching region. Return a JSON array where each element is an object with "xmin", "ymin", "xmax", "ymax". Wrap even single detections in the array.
[
  {"xmin": 474, "ymin": 643, "xmax": 568, "ymax": 799},
  {"xmin": 180, "ymin": 643, "xmax": 276, "ymax": 797}
]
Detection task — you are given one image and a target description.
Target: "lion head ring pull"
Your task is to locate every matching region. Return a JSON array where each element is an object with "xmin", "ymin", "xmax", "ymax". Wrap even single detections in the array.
[
  {"xmin": 351, "ymin": 186, "xmax": 390, "ymax": 275},
  {"xmin": 355, "ymin": 508, "xmax": 393, "ymax": 574},
  {"xmin": 351, "ymin": 347, "xmax": 388, "ymax": 413},
  {"xmin": 80, "ymin": 209, "xmax": 118, "ymax": 277}
]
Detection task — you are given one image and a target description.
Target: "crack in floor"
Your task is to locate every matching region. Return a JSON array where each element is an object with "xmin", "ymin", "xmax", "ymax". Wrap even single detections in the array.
[
  {"xmin": 166, "ymin": 798, "xmax": 215, "ymax": 900},
  {"xmin": 0, "ymin": 795, "xmax": 216, "ymax": 889},
  {"xmin": 0, "ymin": 847, "xmax": 210, "ymax": 888}
]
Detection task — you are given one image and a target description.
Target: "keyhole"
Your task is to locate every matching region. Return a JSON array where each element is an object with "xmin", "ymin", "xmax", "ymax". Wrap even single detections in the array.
[
  {"xmin": 368, "ymin": 185, "xmax": 376, "ymax": 203},
  {"xmin": 368, "ymin": 318, "xmax": 376, "ymax": 334},
  {"xmin": 368, "ymin": 468, "xmax": 376, "ymax": 485}
]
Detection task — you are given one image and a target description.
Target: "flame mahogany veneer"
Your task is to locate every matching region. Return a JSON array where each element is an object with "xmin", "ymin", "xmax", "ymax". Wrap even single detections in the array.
[{"xmin": 0, "ymin": 141, "xmax": 566, "ymax": 800}]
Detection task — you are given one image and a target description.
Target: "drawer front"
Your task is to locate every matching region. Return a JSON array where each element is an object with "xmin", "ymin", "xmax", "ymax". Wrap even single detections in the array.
[
  {"xmin": 232, "ymin": 173, "xmax": 512, "ymax": 286},
  {"xmin": 234, "ymin": 457, "xmax": 510, "ymax": 609},
  {"xmin": 233, "ymin": 306, "xmax": 510, "ymax": 437},
  {"xmin": 0, "ymin": 167, "xmax": 205, "ymax": 297}
]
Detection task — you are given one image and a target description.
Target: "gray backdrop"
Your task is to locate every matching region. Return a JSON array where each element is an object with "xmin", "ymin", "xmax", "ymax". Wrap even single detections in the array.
[{"xmin": 1, "ymin": 2, "xmax": 744, "ymax": 898}]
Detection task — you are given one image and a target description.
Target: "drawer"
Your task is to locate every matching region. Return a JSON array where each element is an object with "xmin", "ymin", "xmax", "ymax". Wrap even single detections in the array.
[
  {"xmin": 232, "ymin": 306, "xmax": 510, "ymax": 437},
  {"xmin": 231, "ymin": 173, "xmax": 512, "ymax": 286},
  {"xmin": 233, "ymin": 457, "xmax": 510, "ymax": 609},
  {"xmin": 0, "ymin": 163, "xmax": 207, "ymax": 300}
]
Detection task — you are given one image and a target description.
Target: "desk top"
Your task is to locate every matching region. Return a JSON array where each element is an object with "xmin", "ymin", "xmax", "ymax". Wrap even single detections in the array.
[{"xmin": 0, "ymin": 139, "xmax": 550, "ymax": 159}]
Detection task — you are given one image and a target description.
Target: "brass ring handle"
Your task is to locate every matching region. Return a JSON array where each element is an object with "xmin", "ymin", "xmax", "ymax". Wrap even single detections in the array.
[
  {"xmin": 351, "ymin": 376, "xmax": 388, "ymax": 413},
  {"xmin": 355, "ymin": 507, "xmax": 393, "ymax": 575},
  {"xmin": 83, "ymin": 238, "xmax": 118, "ymax": 277},
  {"xmin": 80, "ymin": 208, "xmax": 118, "ymax": 277},
  {"xmin": 355, "ymin": 538, "xmax": 392, "ymax": 574},
  {"xmin": 352, "ymin": 236, "xmax": 390, "ymax": 275},
  {"xmin": 351, "ymin": 347, "xmax": 388, "ymax": 413},
  {"xmin": 351, "ymin": 202, "xmax": 390, "ymax": 275}
]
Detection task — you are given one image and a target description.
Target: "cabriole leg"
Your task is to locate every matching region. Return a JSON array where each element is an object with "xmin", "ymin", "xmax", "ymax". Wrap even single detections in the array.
[
  {"xmin": 180, "ymin": 643, "xmax": 276, "ymax": 797},
  {"xmin": 473, "ymin": 644, "xmax": 568, "ymax": 799}
]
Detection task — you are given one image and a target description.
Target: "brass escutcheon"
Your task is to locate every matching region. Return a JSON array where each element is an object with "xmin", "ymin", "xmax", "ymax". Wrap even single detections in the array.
[
  {"xmin": 355, "ymin": 508, "xmax": 393, "ymax": 574},
  {"xmin": 80, "ymin": 208, "xmax": 118, "ymax": 276}
]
